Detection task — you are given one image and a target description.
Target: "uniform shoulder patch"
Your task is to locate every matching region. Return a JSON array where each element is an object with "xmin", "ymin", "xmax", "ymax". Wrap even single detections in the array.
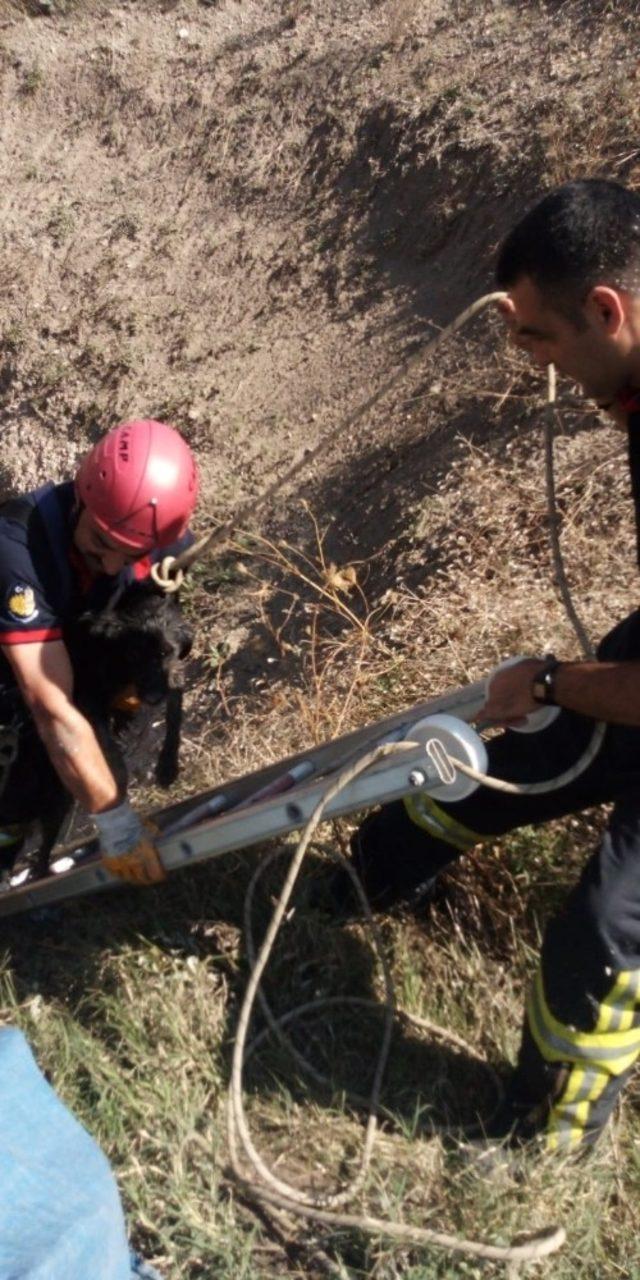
[{"xmin": 7, "ymin": 585, "xmax": 39, "ymax": 623}]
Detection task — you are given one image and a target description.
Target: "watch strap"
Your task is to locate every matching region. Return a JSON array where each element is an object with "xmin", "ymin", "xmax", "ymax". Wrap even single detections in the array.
[{"xmin": 532, "ymin": 654, "xmax": 560, "ymax": 706}]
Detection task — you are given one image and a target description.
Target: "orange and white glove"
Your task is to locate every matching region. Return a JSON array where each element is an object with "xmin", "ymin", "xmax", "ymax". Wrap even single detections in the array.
[{"xmin": 94, "ymin": 800, "xmax": 166, "ymax": 886}]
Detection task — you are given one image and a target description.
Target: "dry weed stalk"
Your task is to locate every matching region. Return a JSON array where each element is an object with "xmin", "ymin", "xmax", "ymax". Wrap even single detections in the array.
[{"xmin": 227, "ymin": 514, "xmax": 397, "ymax": 745}]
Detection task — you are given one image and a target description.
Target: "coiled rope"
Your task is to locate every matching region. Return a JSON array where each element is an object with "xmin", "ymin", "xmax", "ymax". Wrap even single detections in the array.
[{"xmin": 228, "ymin": 742, "xmax": 566, "ymax": 1266}]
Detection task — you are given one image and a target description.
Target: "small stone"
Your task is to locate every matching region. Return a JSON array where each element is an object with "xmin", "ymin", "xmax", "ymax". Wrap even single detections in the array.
[{"xmin": 177, "ymin": 26, "xmax": 189, "ymax": 39}]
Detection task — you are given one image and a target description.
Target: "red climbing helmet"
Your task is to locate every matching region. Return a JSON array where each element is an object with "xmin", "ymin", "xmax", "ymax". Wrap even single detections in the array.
[{"xmin": 76, "ymin": 419, "xmax": 199, "ymax": 552}]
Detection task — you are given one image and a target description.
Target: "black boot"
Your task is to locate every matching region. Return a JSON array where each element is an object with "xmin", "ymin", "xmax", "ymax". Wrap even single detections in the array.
[{"xmin": 323, "ymin": 801, "xmax": 456, "ymax": 915}]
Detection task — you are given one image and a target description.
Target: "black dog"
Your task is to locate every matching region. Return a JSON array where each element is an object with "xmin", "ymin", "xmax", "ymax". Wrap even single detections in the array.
[{"xmin": 0, "ymin": 579, "xmax": 193, "ymax": 887}]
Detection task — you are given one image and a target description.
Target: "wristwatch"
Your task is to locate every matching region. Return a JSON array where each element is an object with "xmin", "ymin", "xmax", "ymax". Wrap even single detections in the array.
[{"xmin": 532, "ymin": 654, "xmax": 561, "ymax": 706}]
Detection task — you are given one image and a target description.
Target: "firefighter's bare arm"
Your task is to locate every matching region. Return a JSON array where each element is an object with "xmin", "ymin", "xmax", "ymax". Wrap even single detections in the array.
[
  {"xmin": 6, "ymin": 639, "xmax": 119, "ymax": 811},
  {"xmin": 5, "ymin": 640, "xmax": 165, "ymax": 884},
  {"xmin": 480, "ymin": 656, "xmax": 640, "ymax": 726}
]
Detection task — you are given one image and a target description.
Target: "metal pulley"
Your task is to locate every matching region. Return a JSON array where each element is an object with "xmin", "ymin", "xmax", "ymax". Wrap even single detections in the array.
[{"xmin": 403, "ymin": 712, "xmax": 488, "ymax": 802}]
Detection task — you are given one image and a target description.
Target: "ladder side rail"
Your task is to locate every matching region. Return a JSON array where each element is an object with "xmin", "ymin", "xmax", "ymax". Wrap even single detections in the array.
[{"xmin": 0, "ymin": 682, "xmax": 487, "ymax": 918}]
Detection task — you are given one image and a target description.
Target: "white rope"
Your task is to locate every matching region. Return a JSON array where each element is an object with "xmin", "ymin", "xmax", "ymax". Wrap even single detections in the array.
[
  {"xmin": 228, "ymin": 742, "xmax": 415, "ymax": 1212},
  {"xmin": 227, "ymin": 740, "xmax": 567, "ymax": 1264},
  {"xmin": 544, "ymin": 364, "xmax": 595, "ymax": 660},
  {"xmin": 150, "ymin": 555, "xmax": 184, "ymax": 594},
  {"xmin": 447, "ymin": 719, "xmax": 606, "ymax": 796},
  {"xmin": 243, "ymin": 843, "xmax": 504, "ymax": 1121}
]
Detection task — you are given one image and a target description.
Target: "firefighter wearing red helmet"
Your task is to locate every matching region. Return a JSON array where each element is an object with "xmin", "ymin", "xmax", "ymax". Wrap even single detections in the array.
[
  {"xmin": 76, "ymin": 419, "xmax": 198, "ymax": 555},
  {"xmin": 0, "ymin": 419, "xmax": 199, "ymax": 887}
]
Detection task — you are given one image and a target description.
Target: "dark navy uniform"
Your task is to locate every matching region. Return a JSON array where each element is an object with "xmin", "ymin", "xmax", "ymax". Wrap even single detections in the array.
[
  {"xmin": 353, "ymin": 411, "xmax": 640, "ymax": 1151},
  {"xmin": 0, "ymin": 481, "xmax": 190, "ymax": 655},
  {"xmin": 0, "ymin": 480, "xmax": 192, "ymax": 865},
  {"xmin": 0, "ymin": 480, "xmax": 192, "ymax": 856}
]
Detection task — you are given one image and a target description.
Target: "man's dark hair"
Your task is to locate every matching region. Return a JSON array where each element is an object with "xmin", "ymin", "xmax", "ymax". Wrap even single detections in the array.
[{"xmin": 496, "ymin": 179, "xmax": 640, "ymax": 319}]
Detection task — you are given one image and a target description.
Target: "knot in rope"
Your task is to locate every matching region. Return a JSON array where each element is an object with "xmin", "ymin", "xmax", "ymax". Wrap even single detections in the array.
[{"xmin": 150, "ymin": 556, "xmax": 185, "ymax": 594}]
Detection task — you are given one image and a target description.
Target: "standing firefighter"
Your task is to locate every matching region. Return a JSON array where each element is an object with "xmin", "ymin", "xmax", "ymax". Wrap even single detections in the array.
[
  {"xmin": 350, "ymin": 179, "xmax": 640, "ymax": 1152},
  {"xmin": 0, "ymin": 418, "xmax": 198, "ymax": 886}
]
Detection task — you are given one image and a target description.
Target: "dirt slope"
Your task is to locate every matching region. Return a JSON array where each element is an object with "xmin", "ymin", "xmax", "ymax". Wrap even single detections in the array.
[{"xmin": 1, "ymin": 0, "xmax": 640, "ymax": 766}]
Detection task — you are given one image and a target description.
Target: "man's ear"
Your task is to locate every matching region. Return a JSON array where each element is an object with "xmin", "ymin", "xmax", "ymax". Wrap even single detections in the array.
[
  {"xmin": 586, "ymin": 285, "xmax": 627, "ymax": 337},
  {"xmin": 496, "ymin": 295, "xmax": 516, "ymax": 328},
  {"xmin": 496, "ymin": 296, "xmax": 516, "ymax": 318}
]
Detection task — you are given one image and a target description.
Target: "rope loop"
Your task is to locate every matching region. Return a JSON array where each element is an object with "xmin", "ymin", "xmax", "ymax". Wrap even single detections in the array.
[
  {"xmin": 228, "ymin": 738, "xmax": 567, "ymax": 1264},
  {"xmin": 150, "ymin": 556, "xmax": 185, "ymax": 594}
]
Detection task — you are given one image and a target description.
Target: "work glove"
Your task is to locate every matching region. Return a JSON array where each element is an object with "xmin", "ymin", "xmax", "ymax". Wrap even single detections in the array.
[{"xmin": 93, "ymin": 799, "xmax": 166, "ymax": 886}]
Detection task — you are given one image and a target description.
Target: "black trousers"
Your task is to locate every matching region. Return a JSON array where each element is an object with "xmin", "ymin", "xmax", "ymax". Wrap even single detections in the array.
[{"xmin": 353, "ymin": 611, "xmax": 640, "ymax": 1149}]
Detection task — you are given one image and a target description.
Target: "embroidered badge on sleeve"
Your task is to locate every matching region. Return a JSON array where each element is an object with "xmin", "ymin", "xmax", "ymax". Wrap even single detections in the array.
[{"xmin": 7, "ymin": 585, "xmax": 39, "ymax": 623}]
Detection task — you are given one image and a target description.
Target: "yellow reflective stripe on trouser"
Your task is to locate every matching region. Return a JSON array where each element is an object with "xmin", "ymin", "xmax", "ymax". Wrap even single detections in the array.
[
  {"xmin": 403, "ymin": 794, "xmax": 486, "ymax": 852},
  {"xmin": 547, "ymin": 1064, "xmax": 611, "ymax": 1151},
  {"xmin": 527, "ymin": 968, "xmax": 640, "ymax": 1151},
  {"xmin": 595, "ymin": 969, "xmax": 640, "ymax": 1033},
  {"xmin": 528, "ymin": 969, "xmax": 640, "ymax": 1072}
]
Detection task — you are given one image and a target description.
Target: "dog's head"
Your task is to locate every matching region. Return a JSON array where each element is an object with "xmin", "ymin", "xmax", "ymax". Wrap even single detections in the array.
[{"xmin": 73, "ymin": 580, "xmax": 194, "ymax": 706}]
